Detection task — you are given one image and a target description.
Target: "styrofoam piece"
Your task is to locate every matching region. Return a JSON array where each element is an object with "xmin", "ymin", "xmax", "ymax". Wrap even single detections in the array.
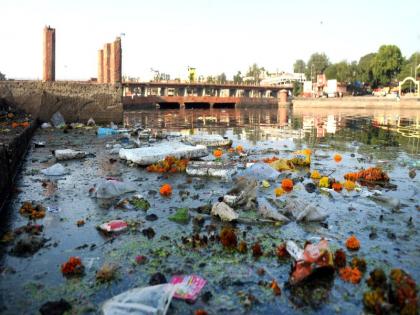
[
  {"xmin": 119, "ymin": 142, "xmax": 208, "ymax": 166},
  {"xmin": 54, "ymin": 149, "xmax": 87, "ymax": 161},
  {"xmin": 183, "ymin": 134, "xmax": 232, "ymax": 147},
  {"xmin": 186, "ymin": 161, "xmax": 236, "ymax": 179}
]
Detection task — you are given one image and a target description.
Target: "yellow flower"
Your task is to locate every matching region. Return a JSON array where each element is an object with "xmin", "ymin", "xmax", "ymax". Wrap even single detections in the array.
[
  {"xmin": 262, "ymin": 180, "xmax": 270, "ymax": 188},
  {"xmin": 319, "ymin": 177, "xmax": 329, "ymax": 188},
  {"xmin": 343, "ymin": 180, "xmax": 356, "ymax": 191},
  {"xmin": 310, "ymin": 170, "xmax": 321, "ymax": 179},
  {"xmin": 274, "ymin": 187, "xmax": 285, "ymax": 197}
]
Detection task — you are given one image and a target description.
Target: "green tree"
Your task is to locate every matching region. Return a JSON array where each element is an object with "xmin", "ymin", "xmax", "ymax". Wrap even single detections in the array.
[
  {"xmin": 371, "ymin": 45, "xmax": 403, "ymax": 85},
  {"xmin": 233, "ymin": 71, "xmax": 243, "ymax": 84},
  {"xmin": 358, "ymin": 53, "xmax": 376, "ymax": 85},
  {"xmin": 293, "ymin": 82, "xmax": 303, "ymax": 96},
  {"xmin": 206, "ymin": 76, "xmax": 215, "ymax": 83},
  {"xmin": 398, "ymin": 51, "xmax": 420, "ymax": 81},
  {"xmin": 217, "ymin": 72, "xmax": 227, "ymax": 84},
  {"xmin": 293, "ymin": 59, "xmax": 306, "ymax": 73},
  {"xmin": 246, "ymin": 63, "xmax": 265, "ymax": 83},
  {"xmin": 306, "ymin": 52, "xmax": 330, "ymax": 81}
]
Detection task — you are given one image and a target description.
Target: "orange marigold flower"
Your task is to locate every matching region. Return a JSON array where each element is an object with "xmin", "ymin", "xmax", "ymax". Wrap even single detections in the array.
[
  {"xmin": 270, "ymin": 279, "xmax": 281, "ymax": 296},
  {"xmin": 339, "ymin": 266, "xmax": 362, "ymax": 284},
  {"xmin": 61, "ymin": 256, "xmax": 84, "ymax": 276},
  {"xmin": 346, "ymin": 235, "xmax": 360, "ymax": 251},
  {"xmin": 310, "ymin": 170, "xmax": 321, "ymax": 179},
  {"xmin": 236, "ymin": 145, "xmax": 244, "ymax": 153},
  {"xmin": 303, "ymin": 148, "xmax": 312, "ymax": 156},
  {"xmin": 334, "ymin": 154, "xmax": 342, "ymax": 163},
  {"xmin": 344, "ymin": 172, "xmax": 359, "ymax": 181},
  {"xmin": 332, "ymin": 182, "xmax": 343, "ymax": 192},
  {"xmin": 281, "ymin": 178, "xmax": 294, "ymax": 192},
  {"xmin": 213, "ymin": 149, "xmax": 223, "ymax": 158},
  {"xmin": 159, "ymin": 184, "xmax": 172, "ymax": 197},
  {"xmin": 263, "ymin": 156, "xmax": 279, "ymax": 163}
]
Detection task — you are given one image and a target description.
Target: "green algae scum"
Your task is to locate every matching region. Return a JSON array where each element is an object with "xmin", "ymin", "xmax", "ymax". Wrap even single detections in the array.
[{"xmin": 0, "ymin": 107, "xmax": 419, "ymax": 314}]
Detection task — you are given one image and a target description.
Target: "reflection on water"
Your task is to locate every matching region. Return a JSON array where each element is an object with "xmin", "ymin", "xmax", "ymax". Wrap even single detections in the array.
[{"xmin": 124, "ymin": 107, "xmax": 420, "ymax": 154}]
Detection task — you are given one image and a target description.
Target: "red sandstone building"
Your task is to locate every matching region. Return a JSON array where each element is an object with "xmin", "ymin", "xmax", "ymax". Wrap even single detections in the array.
[
  {"xmin": 97, "ymin": 37, "xmax": 122, "ymax": 84},
  {"xmin": 43, "ymin": 26, "xmax": 55, "ymax": 81}
]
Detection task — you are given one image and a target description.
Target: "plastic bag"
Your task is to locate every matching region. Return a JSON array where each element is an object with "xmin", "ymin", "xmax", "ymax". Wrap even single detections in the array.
[
  {"xmin": 54, "ymin": 149, "xmax": 86, "ymax": 161},
  {"xmin": 41, "ymin": 163, "xmax": 68, "ymax": 176},
  {"xmin": 240, "ymin": 163, "xmax": 279, "ymax": 181},
  {"xmin": 224, "ymin": 177, "xmax": 257, "ymax": 210},
  {"xmin": 281, "ymin": 199, "xmax": 328, "ymax": 222},
  {"xmin": 257, "ymin": 198, "xmax": 290, "ymax": 222},
  {"xmin": 102, "ymin": 284, "xmax": 176, "ymax": 315},
  {"xmin": 50, "ymin": 111, "xmax": 65, "ymax": 128},
  {"xmin": 211, "ymin": 201, "xmax": 238, "ymax": 221},
  {"xmin": 94, "ymin": 180, "xmax": 136, "ymax": 199}
]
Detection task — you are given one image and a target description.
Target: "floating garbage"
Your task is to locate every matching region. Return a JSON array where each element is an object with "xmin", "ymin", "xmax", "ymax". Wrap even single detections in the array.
[
  {"xmin": 102, "ymin": 284, "xmax": 176, "ymax": 315},
  {"xmin": 41, "ymin": 163, "xmax": 68, "ymax": 176},
  {"xmin": 97, "ymin": 127, "xmax": 119, "ymax": 136},
  {"xmin": 281, "ymin": 198, "xmax": 328, "ymax": 222},
  {"xmin": 257, "ymin": 198, "xmax": 290, "ymax": 222},
  {"xmin": 224, "ymin": 177, "xmax": 257, "ymax": 210},
  {"xmin": 54, "ymin": 149, "xmax": 87, "ymax": 161},
  {"xmin": 98, "ymin": 220, "xmax": 128, "ymax": 233},
  {"xmin": 93, "ymin": 179, "xmax": 137, "ymax": 200},
  {"xmin": 41, "ymin": 122, "xmax": 52, "ymax": 129},
  {"xmin": 211, "ymin": 201, "xmax": 238, "ymax": 221},
  {"xmin": 168, "ymin": 208, "xmax": 190, "ymax": 223},
  {"xmin": 186, "ymin": 161, "xmax": 237, "ymax": 179},
  {"xmin": 50, "ymin": 111, "xmax": 65, "ymax": 128},
  {"xmin": 119, "ymin": 142, "xmax": 208, "ymax": 166},
  {"xmin": 183, "ymin": 134, "xmax": 232, "ymax": 147},
  {"xmin": 240, "ymin": 163, "xmax": 280, "ymax": 181},
  {"xmin": 170, "ymin": 275, "xmax": 207, "ymax": 301},
  {"xmin": 87, "ymin": 117, "xmax": 96, "ymax": 126},
  {"xmin": 287, "ymin": 239, "xmax": 334, "ymax": 285},
  {"xmin": 39, "ymin": 299, "xmax": 71, "ymax": 315}
]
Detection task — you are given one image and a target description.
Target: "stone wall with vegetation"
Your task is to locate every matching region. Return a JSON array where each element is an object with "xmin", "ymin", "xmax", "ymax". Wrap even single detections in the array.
[{"xmin": 0, "ymin": 81, "xmax": 123, "ymax": 123}]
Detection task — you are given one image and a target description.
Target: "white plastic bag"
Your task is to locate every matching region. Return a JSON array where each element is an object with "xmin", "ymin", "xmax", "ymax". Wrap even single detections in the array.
[
  {"xmin": 94, "ymin": 180, "xmax": 136, "ymax": 199},
  {"xmin": 211, "ymin": 201, "xmax": 238, "ymax": 221},
  {"xmin": 102, "ymin": 284, "xmax": 176, "ymax": 315},
  {"xmin": 240, "ymin": 163, "xmax": 279, "ymax": 181},
  {"xmin": 50, "ymin": 111, "xmax": 65, "ymax": 128},
  {"xmin": 41, "ymin": 163, "xmax": 68, "ymax": 176},
  {"xmin": 281, "ymin": 199, "xmax": 328, "ymax": 222},
  {"xmin": 257, "ymin": 198, "xmax": 290, "ymax": 222}
]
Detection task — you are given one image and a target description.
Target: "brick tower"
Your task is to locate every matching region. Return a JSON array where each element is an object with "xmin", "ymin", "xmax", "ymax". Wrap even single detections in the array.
[
  {"xmin": 110, "ymin": 37, "xmax": 122, "ymax": 84},
  {"xmin": 43, "ymin": 26, "xmax": 55, "ymax": 81},
  {"xmin": 97, "ymin": 49, "xmax": 104, "ymax": 83}
]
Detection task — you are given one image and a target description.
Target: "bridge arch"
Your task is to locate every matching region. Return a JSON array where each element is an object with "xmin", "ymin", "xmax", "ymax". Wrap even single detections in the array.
[{"xmin": 399, "ymin": 76, "xmax": 420, "ymax": 96}]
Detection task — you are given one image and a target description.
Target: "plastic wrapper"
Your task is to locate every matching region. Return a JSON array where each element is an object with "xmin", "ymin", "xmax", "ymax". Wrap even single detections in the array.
[
  {"xmin": 102, "ymin": 284, "xmax": 176, "ymax": 315},
  {"xmin": 41, "ymin": 163, "xmax": 68, "ymax": 176},
  {"xmin": 170, "ymin": 275, "xmax": 207, "ymax": 301},
  {"xmin": 211, "ymin": 201, "xmax": 238, "ymax": 221}
]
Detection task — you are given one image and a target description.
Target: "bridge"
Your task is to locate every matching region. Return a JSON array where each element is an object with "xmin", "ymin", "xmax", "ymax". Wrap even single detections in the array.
[{"xmin": 122, "ymin": 81, "xmax": 293, "ymax": 109}]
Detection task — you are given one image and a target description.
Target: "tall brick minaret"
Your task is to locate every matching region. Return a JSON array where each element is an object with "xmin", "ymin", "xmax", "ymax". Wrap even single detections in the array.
[
  {"xmin": 110, "ymin": 37, "xmax": 122, "ymax": 84},
  {"xmin": 43, "ymin": 26, "xmax": 55, "ymax": 81}
]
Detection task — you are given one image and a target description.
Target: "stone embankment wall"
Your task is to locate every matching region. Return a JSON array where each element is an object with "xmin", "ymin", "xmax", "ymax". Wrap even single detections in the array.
[
  {"xmin": 0, "ymin": 122, "xmax": 37, "ymax": 210},
  {"xmin": 0, "ymin": 81, "xmax": 123, "ymax": 123},
  {"xmin": 293, "ymin": 96, "xmax": 420, "ymax": 109}
]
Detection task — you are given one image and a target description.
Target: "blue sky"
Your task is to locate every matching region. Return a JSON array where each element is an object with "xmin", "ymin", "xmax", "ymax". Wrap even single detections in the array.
[{"xmin": 1, "ymin": 0, "xmax": 419, "ymax": 80}]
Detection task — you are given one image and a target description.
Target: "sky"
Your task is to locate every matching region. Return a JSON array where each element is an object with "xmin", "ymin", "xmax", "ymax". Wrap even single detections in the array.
[{"xmin": 1, "ymin": 0, "xmax": 420, "ymax": 81}]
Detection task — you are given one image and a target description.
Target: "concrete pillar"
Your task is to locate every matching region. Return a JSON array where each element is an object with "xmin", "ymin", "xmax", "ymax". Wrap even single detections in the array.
[
  {"xmin": 43, "ymin": 26, "xmax": 55, "ymax": 81},
  {"xmin": 183, "ymin": 88, "xmax": 188, "ymax": 97},
  {"xmin": 110, "ymin": 37, "xmax": 122, "ymax": 84},
  {"xmin": 103, "ymin": 43, "xmax": 111, "ymax": 83},
  {"xmin": 97, "ymin": 49, "xmax": 104, "ymax": 83},
  {"xmin": 279, "ymin": 89, "xmax": 288, "ymax": 103},
  {"xmin": 201, "ymin": 88, "xmax": 206, "ymax": 96}
]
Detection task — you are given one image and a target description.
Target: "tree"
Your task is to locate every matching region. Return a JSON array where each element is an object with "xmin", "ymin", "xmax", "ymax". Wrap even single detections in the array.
[
  {"xmin": 371, "ymin": 45, "xmax": 403, "ymax": 85},
  {"xmin": 306, "ymin": 53, "xmax": 330, "ymax": 81},
  {"xmin": 357, "ymin": 53, "xmax": 376, "ymax": 85},
  {"xmin": 398, "ymin": 51, "xmax": 420, "ymax": 81},
  {"xmin": 246, "ymin": 63, "xmax": 265, "ymax": 83},
  {"xmin": 233, "ymin": 71, "xmax": 243, "ymax": 84},
  {"xmin": 0, "ymin": 71, "xmax": 5, "ymax": 81},
  {"xmin": 217, "ymin": 72, "xmax": 227, "ymax": 84},
  {"xmin": 293, "ymin": 82, "xmax": 303, "ymax": 96},
  {"xmin": 293, "ymin": 59, "xmax": 306, "ymax": 73},
  {"xmin": 206, "ymin": 76, "xmax": 215, "ymax": 83}
]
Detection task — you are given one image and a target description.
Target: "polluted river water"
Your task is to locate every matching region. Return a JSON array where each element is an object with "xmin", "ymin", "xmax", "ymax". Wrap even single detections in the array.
[{"xmin": 0, "ymin": 106, "xmax": 419, "ymax": 314}]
